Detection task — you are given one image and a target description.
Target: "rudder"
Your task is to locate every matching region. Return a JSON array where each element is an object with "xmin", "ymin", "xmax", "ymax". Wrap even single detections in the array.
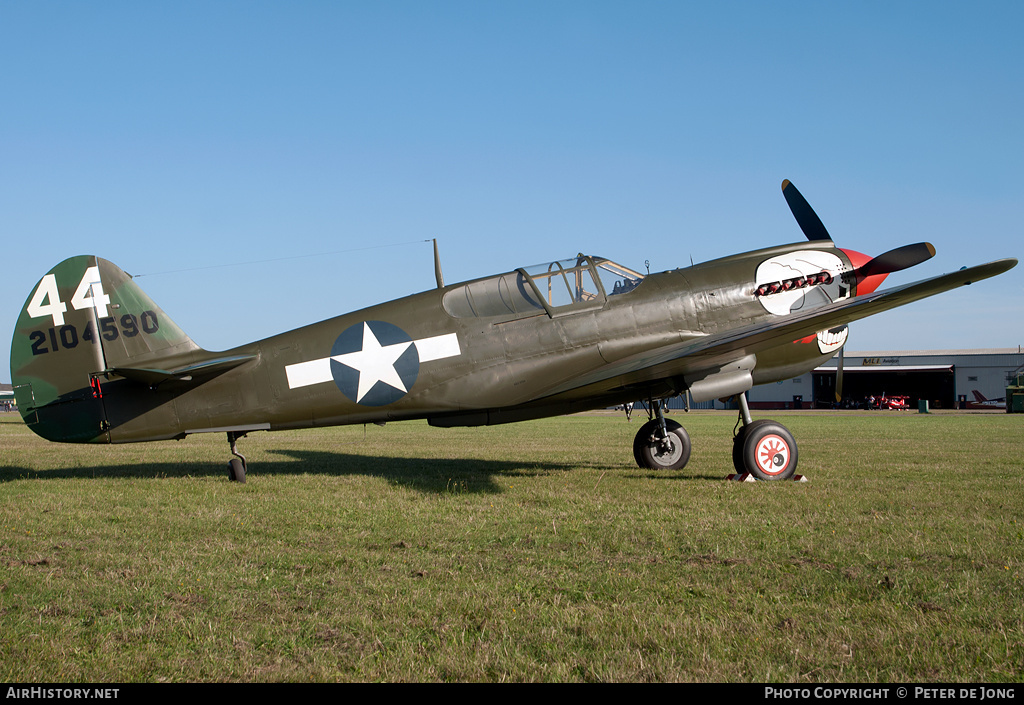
[{"xmin": 10, "ymin": 256, "xmax": 199, "ymax": 442}]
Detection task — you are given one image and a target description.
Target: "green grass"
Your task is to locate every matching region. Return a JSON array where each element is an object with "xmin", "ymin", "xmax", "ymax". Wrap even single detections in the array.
[{"xmin": 1, "ymin": 410, "xmax": 1021, "ymax": 682}]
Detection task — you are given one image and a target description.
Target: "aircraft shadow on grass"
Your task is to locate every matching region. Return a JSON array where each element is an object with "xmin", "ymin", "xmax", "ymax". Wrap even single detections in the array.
[
  {"xmin": 1, "ymin": 448, "xmax": 719, "ymax": 492},
  {"xmin": 1, "ymin": 450, "xmax": 570, "ymax": 494}
]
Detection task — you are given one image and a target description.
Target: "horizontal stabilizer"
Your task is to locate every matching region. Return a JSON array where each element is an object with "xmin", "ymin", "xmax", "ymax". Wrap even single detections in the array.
[{"xmin": 109, "ymin": 354, "xmax": 258, "ymax": 386}]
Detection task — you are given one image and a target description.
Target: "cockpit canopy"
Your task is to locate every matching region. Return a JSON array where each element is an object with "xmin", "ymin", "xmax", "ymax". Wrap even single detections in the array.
[{"xmin": 443, "ymin": 255, "xmax": 644, "ymax": 319}]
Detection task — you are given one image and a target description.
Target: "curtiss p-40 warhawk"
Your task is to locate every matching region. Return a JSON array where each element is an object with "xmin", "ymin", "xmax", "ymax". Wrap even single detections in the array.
[{"xmin": 10, "ymin": 181, "xmax": 1017, "ymax": 482}]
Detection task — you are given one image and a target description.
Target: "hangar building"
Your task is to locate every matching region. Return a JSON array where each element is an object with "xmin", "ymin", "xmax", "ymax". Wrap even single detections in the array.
[{"xmin": 679, "ymin": 349, "xmax": 1024, "ymax": 411}]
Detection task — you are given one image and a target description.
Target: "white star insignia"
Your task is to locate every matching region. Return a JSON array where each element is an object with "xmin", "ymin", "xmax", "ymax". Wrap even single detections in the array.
[
  {"xmin": 330, "ymin": 322, "xmax": 413, "ymax": 403},
  {"xmin": 284, "ymin": 329, "xmax": 461, "ymax": 393}
]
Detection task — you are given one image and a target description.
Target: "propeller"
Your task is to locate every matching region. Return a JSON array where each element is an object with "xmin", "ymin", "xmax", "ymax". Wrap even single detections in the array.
[
  {"xmin": 782, "ymin": 179, "xmax": 832, "ymax": 242},
  {"xmin": 842, "ymin": 242, "xmax": 936, "ymax": 295},
  {"xmin": 780, "ymin": 179, "xmax": 937, "ymax": 294},
  {"xmin": 835, "ymin": 345, "xmax": 844, "ymax": 404},
  {"xmin": 779, "ymin": 180, "xmax": 934, "ymax": 407},
  {"xmin": 857, "ymin": 242, "xmax": 936, "ymax": 278}
]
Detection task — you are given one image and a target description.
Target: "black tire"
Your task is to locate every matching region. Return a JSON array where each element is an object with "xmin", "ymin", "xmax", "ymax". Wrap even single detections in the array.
[
  {"xmin": 732, "ymin": 419, "xmax": 772, "ymax": 473},
  {"xmin": 633, "ymin": 418, "xmax": 691, "ymax": 470},
  {"xmin": 739, "ymin": 420, "xmax": 798, "ymax": 481},
  {"xmin": 228, "ymin": 457, "xmax": 246, "ymax": 483}
]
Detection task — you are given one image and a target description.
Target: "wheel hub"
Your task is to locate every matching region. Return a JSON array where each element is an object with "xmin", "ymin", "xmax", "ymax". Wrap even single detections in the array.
[
  {"xmin": 755, "ymin": 434, "xmax": 790, "ymax": 475},
  {"xmin": 653, "ymin": 435, "xmax": 680, "ymax": 464}
]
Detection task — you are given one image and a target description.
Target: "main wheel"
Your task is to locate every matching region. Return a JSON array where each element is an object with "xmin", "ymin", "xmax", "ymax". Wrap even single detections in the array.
[
  {"xmin": 737, "ymin": 420, "xmax": 798, "ymax": 481},
  {"xmin": 732, "ymin": 419, "xmax": 771, "ymax": 473},
  {"xmin": 228, "ymin": 458, "xmax": 247, "ymax": 483},
  {"xmin": 633, "ymin": 418, "xmax": 691, "ymax": 470}
]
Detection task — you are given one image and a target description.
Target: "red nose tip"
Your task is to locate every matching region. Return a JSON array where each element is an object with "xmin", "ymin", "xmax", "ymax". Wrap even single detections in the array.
[{"xmin": 840, "ymin": 249, "xmax": 889, "ymax": 296}]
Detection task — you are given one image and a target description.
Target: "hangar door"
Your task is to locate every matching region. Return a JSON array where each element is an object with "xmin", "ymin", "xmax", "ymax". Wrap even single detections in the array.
[{"xmin": 813, "ymin": 364, "xmax": 955, "ymax": 409}]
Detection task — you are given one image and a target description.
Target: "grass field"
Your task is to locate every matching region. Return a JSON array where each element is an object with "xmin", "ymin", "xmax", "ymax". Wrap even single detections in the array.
[{"xmin": 1, "ymin": 409, "xmax": 1021, "ymax": 682}]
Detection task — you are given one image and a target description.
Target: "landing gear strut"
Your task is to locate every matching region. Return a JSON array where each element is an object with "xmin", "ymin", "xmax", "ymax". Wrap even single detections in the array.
[
  {"xmin": 227, "ymin": 431, "xmax": 247, "ymax": 483},
  {"xmin": 731, "ymin": 393, "xmax": 798, "ymax": 481},
  {"xmin": 633, "ymin": 399, "xmax": 691, "ymax": 470}
]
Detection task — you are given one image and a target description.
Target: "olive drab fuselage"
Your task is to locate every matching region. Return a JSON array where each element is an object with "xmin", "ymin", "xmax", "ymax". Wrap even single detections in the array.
[{"xmin": 10, "ymin": 243, "xmax": 850, "ymax": 444}]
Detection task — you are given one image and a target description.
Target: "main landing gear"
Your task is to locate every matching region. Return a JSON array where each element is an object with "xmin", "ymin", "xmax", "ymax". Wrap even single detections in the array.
[
  {"xmin": 227, "ymin": 431, "xmax": 247, "ymax": 483},
  {"xmin": 730, "ymin": 393, "xmax": 798, "ymax": 481},
  {"xmin": 631, "ymin": 394, "xmax": 798, "ymax": 480},
  {"xmin": 632, "ymin": 399, "xmax": 692, "ymax": 470}
]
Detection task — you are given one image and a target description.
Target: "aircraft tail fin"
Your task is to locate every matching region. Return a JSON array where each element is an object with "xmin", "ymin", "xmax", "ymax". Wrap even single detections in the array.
[
  {"xmin": 972, "ymin": 390, "xmax": 988, "ymax": 402},
  {"xmin": 11, "ymin": 256, "xmax": 202, "ymax": 442}
]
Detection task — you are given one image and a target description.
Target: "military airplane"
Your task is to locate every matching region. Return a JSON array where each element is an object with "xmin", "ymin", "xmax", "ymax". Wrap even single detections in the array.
[{"xmin": 10, "ymin": 181, "xmax": 1017, "ymax": 482}]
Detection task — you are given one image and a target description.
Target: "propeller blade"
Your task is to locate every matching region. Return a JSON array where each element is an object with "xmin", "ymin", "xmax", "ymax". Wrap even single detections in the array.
[
  {"xmin": 835, "ymin": 346, "xmax": 844, "ymax": 404},
  {"xmin": 782, "ymin": 180, "xmax": 833, "ymax": 242},
  {"xmin": 859, "ymin": 242, "xmax": 936, "ymax": 278}
]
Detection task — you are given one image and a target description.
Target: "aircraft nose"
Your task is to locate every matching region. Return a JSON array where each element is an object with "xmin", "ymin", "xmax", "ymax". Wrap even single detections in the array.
[{"xmin": 840, "ymin": 248, "xmax": 889, "ymax": 296}]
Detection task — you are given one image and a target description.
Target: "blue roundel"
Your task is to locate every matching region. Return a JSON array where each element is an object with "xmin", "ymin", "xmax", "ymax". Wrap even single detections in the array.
[{"xmin": 329, "ymin": 321, "xmax": 420, "ymax": 406}]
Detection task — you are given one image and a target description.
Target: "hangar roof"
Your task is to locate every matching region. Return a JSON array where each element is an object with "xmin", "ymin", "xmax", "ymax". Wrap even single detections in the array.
[
  {"xmin": 814, "ymin": 365, "xmax": 953, "ymax": 373},
  {"xmin": 844, "ymin": 348, "xmax": 1021, "ymax": 356}
]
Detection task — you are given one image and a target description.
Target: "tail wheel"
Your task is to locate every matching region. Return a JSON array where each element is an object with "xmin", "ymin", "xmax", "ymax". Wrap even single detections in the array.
[
  {"xmin": 633, "ymin": 418, "xmax": 692, "ymax": 470},
  {"xmin": 228, "ymin": 458, "xmax": 246, "ymax": 483},
  {"xmin": 737, "ymin": 420, "xmax": 798, "ymax": 481},
  {"xmin": 227, "ymin": 431, "xmax": 247, "ymax": 483}
]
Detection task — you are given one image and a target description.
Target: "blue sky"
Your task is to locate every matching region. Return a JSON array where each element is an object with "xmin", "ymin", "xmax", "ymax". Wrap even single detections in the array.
[{"xmin": 3, "ymin": 1, "xmax": 1022, "ymax": 379}]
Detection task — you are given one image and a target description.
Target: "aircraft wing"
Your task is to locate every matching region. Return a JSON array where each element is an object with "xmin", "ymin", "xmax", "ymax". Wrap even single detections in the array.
[{"xmin": 542, "ymin": 258, "xmax": 1018, "ymax": 398}]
